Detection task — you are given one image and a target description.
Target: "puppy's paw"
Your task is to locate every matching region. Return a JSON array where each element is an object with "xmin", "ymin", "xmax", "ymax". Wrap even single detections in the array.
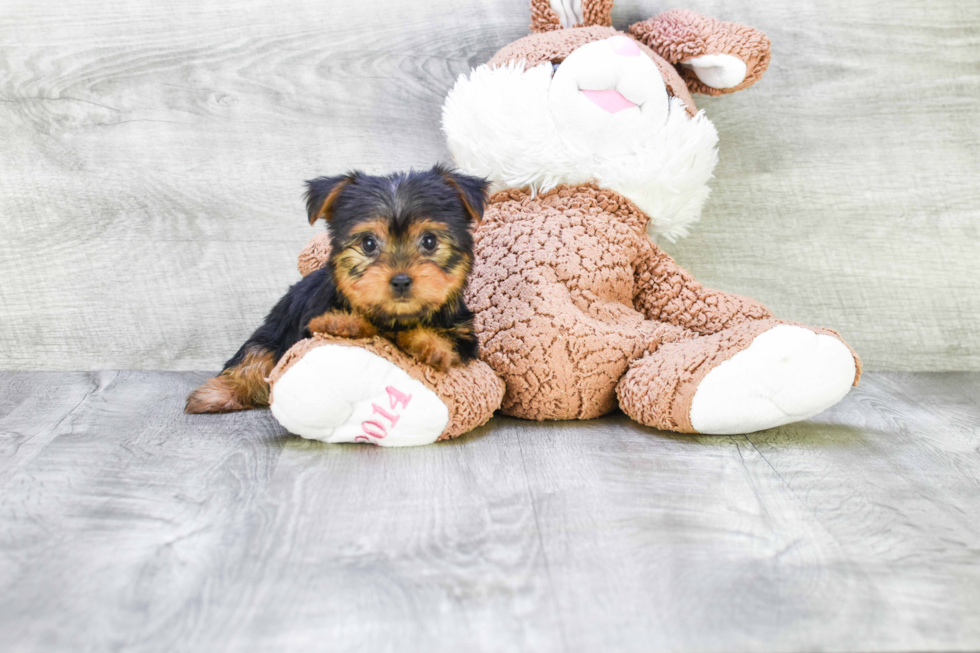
[
  {"xmin": 185, "ymin": 346, "xmax": 274, "ymax": 413},
  {"xmin": 185, "ymin": 376, "xmax": 249, "ymax": 414},
  {"xmin": 419, "ymin": 346, "xmax": 459, "ymax": 373},
  {"xmin": 396, "ymin": 328, "xmax": 461, "ymax": 373},
  {"xmin": 308, "ymin": 311, "xmax": 378, "ymax": 339}
]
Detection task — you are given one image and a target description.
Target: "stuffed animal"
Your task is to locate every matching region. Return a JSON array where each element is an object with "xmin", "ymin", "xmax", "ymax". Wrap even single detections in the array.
[
  {"xmin": 270, "ymin": 0, "xmax": 860, "ymax": 444},
  {"xmin": 266, "ymin": 325, "xmax": 503, "ymax": 446}
]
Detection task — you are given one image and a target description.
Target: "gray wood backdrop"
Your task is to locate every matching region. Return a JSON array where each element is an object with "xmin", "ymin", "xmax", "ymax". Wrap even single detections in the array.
[{"xmin": 1, "ymin": 0, "xmax": 978, "ymax": 372}]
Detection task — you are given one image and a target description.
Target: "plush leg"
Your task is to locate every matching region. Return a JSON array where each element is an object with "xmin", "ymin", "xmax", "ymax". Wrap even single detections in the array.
[
  {"xmin": 266, "ymin": 334, "xmax": 504, "ymax": 447},
  {"xmin": 617, "ymin": 320, "xmax": 861, "ymax": 434}
]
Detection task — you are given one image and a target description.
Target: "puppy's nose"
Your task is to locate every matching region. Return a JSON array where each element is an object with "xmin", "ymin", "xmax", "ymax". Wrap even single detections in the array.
[
  {"xmin": 609, "ymin": 35, "xmax": 640, "ymax": 57},
  {"xmin": 390, "ymin": 273, "xmax": 413, "ymax": 295}
]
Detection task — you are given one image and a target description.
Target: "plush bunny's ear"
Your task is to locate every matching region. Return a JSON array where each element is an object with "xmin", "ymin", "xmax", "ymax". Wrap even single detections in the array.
[
  {"xmin": 579, "ymin": 0, "xmax": 614, "ymax": 28},
  {"xmin": 531, "ymin": 0, "xmax": 614, "ymax": 32},
  {"xmin": 629, "ymin": 9, "xmax": 771, "ymax": 96},
  {"xmin": 437, "ymin": 166, "xmax": 490, "ymax": 225},
  {"xmin": 530, "ymin": 0, "xmax": 564, "ymax": 32},
  {"xmin": 305, "ymin": 173, "xmax": 357, "ymax": 225}
]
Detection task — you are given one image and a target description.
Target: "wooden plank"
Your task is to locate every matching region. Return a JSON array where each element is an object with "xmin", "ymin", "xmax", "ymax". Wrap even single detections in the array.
[
  {"xmin": 507, "ymin": 375, "xmax": 980, "ymax": 651},
  {"xmin": 510, "ymin": 416, "xmax": 871, "ymax": 652},
  {"xmin": 0, "ymin": 0, "xmax": 978, "ymax": 371},
  {"xmin": 742, "ymin": 372, "xmax": 980, "ymax": 650},
  {"xmin": 1, "ymin": 371, "xmax": 978, "ymax": 651},
  {"xmin": 0, "ymin": 371, "xmax": 100, "ymax": 480},
  {"xmin": 0, "ymin": 371, "xmax": 562, "ymax": 653}
]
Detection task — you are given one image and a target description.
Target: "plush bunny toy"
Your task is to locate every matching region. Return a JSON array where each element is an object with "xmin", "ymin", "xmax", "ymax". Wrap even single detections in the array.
[{"xmin": 273, "ymin": 0, "xmax": 860, "ymax": 444}]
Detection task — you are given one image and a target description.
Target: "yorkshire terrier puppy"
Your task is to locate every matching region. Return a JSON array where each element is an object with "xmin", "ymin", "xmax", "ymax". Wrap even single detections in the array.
[{"xmin": 185, "ymin": 166, "xmax": 489, "ymax": 414}]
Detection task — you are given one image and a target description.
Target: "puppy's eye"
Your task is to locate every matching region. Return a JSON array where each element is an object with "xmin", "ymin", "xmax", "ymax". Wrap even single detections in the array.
[
  {"xmin": 361, "ymin": 235, "xmax": 379, "ymax": 254},
  {"xmin": 420, "ymin": 233, "xmax": 438, "ymax": 252}
]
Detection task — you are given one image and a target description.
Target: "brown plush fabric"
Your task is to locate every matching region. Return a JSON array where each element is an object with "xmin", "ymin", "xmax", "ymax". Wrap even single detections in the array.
[
  {"xmin": 488, "ymin": 26, "xmax": 697, "ymax": 116},
  {"xmin": 631, "ymin": 235, "xmax": 773, "ymax": 334},
  {"xmin": 297, "ymin": 231, "xmax": 331, "ymax": 277},
  {"xmin": 579, "ymin": 0, "xmax": 614, "ymax": 28},
  {"xmin": 628, "ymin": 9, "xmax": 771, "ymax": 96},
  {"xmin": 464, "ymin": 183, "xmax": 860, "ymax": 424},
  {"xmin": 529, "ymin": 0, "xmax": 615, "ymax": 32},
  {"xmin": 268, "ymin": 334, "xmax": 504, "ymax": 441},
  {"xmin": 617, "ymin": 320, "xmax": 861, "ymax": 432},
  {"xmin": 490, "ymin": 25, "xmax": 617, "ymax": 67},
  {"xmin": 529, "ymin": 0, "xmax": 563, "ymax": 32}
]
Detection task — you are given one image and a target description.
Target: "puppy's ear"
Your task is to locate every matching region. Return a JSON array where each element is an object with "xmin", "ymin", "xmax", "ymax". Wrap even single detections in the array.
[
  {"xmin": 438, "ymin": 166, "xmax": 490, "ymax": 225},
  {"xmin": 305, "ymin": 173, "xmax": 357, "ymax": 225}
]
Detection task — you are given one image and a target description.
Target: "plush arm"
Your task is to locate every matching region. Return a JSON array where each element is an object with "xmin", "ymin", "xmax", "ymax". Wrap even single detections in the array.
[
  {"xmin": 633, "ymin": 236, "xmax": 772, "ymax": 335},
  {"xmin": 629, "ymin": 9, "xmax": 770, "ymax": 96}
]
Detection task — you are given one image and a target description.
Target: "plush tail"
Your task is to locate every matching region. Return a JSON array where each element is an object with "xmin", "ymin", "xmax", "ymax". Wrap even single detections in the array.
[{"xmin": 185, "ymin": 344, "xmax": 276, "ymax": 414}]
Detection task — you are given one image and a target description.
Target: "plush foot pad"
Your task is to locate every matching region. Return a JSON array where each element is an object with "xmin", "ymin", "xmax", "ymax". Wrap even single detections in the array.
[
  {"xmin": 270, "ymin": 345, "xmax": 449, "ymax": 447},
  {"xmin": 689, "ymin": 325, "xmax": 857, "ymax": 435}
]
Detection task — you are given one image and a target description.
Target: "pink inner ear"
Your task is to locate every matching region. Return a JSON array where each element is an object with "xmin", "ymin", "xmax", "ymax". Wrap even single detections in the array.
[{"xmin": 581, "ymin": 89, "xmax": 638, "ymax": 113}]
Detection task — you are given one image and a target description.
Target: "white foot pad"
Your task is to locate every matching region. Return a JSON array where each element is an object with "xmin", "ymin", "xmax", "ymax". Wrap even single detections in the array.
[
  {"xmin": 689, "ymin": 325, "xmax": 856, "ymax": 435},
  {"xmin": 269, "ymin": 345, "xmax": 449, "ymax": 447}
]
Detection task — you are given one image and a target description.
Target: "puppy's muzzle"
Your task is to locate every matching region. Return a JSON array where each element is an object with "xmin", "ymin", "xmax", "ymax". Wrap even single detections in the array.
[{"xmin": 390, "ymin": 273, "xmax": 413, "ymax": 297}]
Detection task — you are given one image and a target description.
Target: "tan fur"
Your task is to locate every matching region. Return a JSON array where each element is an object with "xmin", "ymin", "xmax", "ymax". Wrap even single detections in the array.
[
  {"xmin": 396, "ymin": 327, "xmax": 462, "ymax": 372},
  {"xmin": 309, "ymin": 177, "xmax": 353, "ymax": 224},
  {"xmin": 333, "ymin": 219, "xmax": 470, "ymax": 323},
  {"xmin": 405, "ymin": 218, "xmax": 451, "ymax": 241},
  {"xmin": 185, "ymin": 346, "xmax": 275, "ymax": 413},
  {"xmin": 406, "ymin": 260, "xmax": 466, "ymax": 310},
  {"xmin": 307, "ymin": 311, "xmax": 378, "ymax": 339},
  {"xmin": 440, "ymin": 172, "xmax": 485, "ymax": 226},
  {"xmin": 347, "ymin": 219, "xmax": 390, "ymax": 243},
  {"xmin": 336, "ymin": 262, "xmax": 399, "ymax": 315}
]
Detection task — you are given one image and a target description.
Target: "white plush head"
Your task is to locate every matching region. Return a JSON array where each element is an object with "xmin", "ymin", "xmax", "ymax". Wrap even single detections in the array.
[{"xmin": 442, "ymin": 33, "xmax": 719, "ymax": 241}]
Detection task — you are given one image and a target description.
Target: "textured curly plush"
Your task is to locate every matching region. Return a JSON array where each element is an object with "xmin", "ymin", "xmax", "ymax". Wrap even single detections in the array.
[
  {"xmin": 463, "ymin": 184, "xmax": 860, "ymax": 426},
  {"xmin": 530, "ymin": 0, "xmax": 614, "ymax": 32},
  {"xmin": 579, "ymin": 0, "xmax": 614, "ymax": 29},
  {"xmin": 629, "ymin": 9, "xmax": 771, "ymax": 96},
  {"xmin": 466, "ymin": 184, "xmax": 689, "ymax": 419},
  {"xmin": 529, "ymin": 0, "xmax": 563, "ymax": 33},
  {"xmin": 297, "ymin": 231, "xmax": 330, "ymax": 277}
]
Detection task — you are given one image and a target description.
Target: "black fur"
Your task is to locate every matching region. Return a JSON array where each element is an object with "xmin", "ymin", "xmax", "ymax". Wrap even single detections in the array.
[{"xmin": 223, "ymin": 166, "xmax": 488, "ymax": 373}]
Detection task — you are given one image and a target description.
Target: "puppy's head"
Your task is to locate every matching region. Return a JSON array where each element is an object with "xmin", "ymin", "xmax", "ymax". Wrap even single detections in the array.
[{"xmin": 306, "ymin": 166, "xmax": 489, "ymax": 325}]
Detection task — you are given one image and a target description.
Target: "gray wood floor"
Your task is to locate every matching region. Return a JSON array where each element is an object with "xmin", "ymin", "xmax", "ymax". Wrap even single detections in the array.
[{"xmin": 1, "ymin": 371, "xmax": 978, "ymax": 652}]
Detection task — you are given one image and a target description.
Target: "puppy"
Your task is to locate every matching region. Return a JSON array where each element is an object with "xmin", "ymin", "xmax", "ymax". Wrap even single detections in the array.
[{"xmin": 185, "ymin": 166, "xmax": 489, "ymax": 414}]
